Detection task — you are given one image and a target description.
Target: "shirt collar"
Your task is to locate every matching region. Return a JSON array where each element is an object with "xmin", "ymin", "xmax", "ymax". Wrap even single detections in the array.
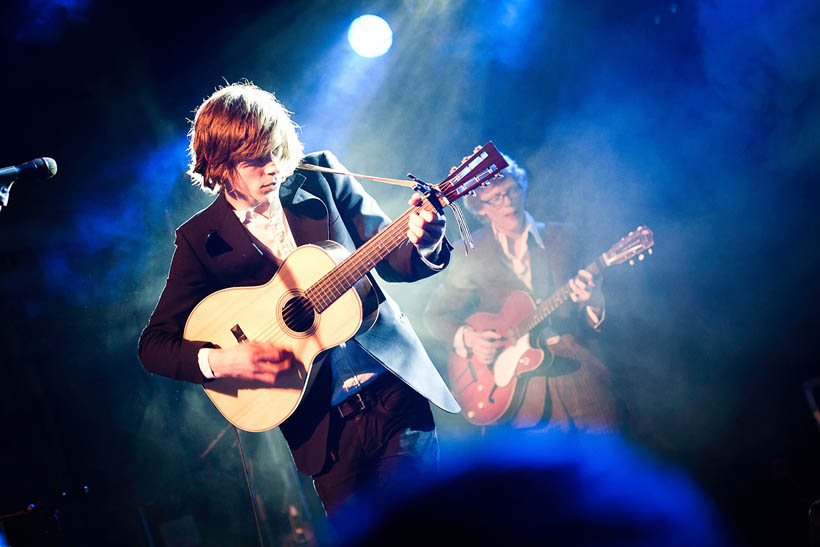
[
  {"xmin": 491, "ymin": 210, "xmax": 544, "ymax": 250},
  {"xmin": 233, "ymin": 192, "xmax": 283, "ymax": 225}
]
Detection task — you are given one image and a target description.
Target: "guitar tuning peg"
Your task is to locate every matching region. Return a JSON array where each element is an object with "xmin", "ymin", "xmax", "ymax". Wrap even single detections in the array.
[
  {"xmin": 629, "ymin": 259, "xmax": 635, "ymax": 266},
  {"xmin": 648, "ymin": 248, "xmax": 653, "ymax": 255},
  {"xmin": 473, "ymin": 145, "xmax": 481, "ymax": 153},
  {"xmin": 449, "ymin": 166, "xmax": 457, "ymax": 174},
  {"xmin": 638, "ymin": 254, "xmax": 644, "ymax": 261},
  {"xmin": 628, "ymin": 231, "xmax": 633, "ymax": 236}
]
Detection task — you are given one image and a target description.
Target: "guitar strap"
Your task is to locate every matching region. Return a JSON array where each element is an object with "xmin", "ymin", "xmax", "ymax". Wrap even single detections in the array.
[
  {"xmin": 296, "ymin": 163, "xmax": 476, "ymax": 255},
  {"xmin": 296, "ymin": 163, "xmax": 415, "ymax": 187}
]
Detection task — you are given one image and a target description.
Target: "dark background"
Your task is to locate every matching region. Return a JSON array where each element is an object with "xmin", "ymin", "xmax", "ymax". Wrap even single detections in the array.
[{"xmin": 1, "ymin": 0, "xmax": 819, "ymax": 545}]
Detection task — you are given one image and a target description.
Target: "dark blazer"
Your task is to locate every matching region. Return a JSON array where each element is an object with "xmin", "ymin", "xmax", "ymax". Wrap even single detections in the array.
[
  {"xmin": 139, "ymin": 150, "xmax": 459, "ymax": 474},
  {"xmin": 424, "ymin": 219, "xmax": 620, "ymax": 431}
]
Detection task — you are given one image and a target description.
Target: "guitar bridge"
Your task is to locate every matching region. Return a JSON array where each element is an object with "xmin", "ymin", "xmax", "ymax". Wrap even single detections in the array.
[{"xmin": 230, "ymin": 324, "xmax": 248, "ymax": 343}]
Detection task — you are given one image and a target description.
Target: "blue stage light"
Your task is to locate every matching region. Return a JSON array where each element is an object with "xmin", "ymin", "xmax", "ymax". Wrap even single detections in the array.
[{"xmin": 347, "ymin": 15, "xmax": 393, "ymax": 58}]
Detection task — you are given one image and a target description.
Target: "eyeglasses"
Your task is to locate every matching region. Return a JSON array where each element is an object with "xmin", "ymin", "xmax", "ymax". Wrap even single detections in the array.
[{"xmin": 478, "ymin": 183, "xmax": 520, "ymax": 208}]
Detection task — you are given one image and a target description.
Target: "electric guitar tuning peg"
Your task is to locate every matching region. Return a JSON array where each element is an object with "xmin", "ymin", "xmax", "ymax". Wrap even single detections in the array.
[
  {"xmin": 648, "ymin": 248, "xmax": 653, "ymax": 255},
  {"xmin": 629, "ymin": 259, "xmax": 635, "ymax": 266},
  {"xmin": 449, "ymin": 166, "xmax": 457, "ymax": 174},
  {"xmin": 638, "ymin": 254, "xmax": 645, "ymax": 261},
  {"xmin": 473, "ymin": 145, "xmax": 481, "ymax": 153}
]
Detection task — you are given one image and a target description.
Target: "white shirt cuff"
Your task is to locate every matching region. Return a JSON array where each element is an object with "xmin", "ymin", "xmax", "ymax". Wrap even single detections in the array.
[
  {"xmin": 415, "ymin": 237, "xmax": 447, "ymax": 270},
  {"xmin": 198, "ymin": 348, "xmax": 216, "ymax": 379}
]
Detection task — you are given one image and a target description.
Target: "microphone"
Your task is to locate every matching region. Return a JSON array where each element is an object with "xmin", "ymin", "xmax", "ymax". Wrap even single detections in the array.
[{"xmin": 0, "ymin": 157, "xmax": 58, "ymax": 183}]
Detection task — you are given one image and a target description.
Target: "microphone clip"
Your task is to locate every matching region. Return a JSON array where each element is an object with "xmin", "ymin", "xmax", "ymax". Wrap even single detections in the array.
[{"xmin": 0, "ymin": 181, "xmax": 12, "ymax": 211}]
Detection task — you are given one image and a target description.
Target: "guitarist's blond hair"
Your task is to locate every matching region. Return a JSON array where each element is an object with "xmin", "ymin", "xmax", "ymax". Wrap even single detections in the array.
[{"xmin": 187, "ymin": 81, "xmax": 304, "ymax": 194}]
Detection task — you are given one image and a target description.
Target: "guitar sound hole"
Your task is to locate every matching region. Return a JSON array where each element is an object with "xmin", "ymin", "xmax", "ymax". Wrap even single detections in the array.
[{"xmin": 282, "ymin": 295, "xmax": 316, "ymax": 333}]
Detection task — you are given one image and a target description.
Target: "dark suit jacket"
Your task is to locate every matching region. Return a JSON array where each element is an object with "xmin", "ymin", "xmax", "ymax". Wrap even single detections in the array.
[
  {"xmin": 423, "ymin": 219, "xmax": 619, "ymax": 429},
  {"xmin": 139, "ymin": 150, "xmax": 459, "ymax": 474}
]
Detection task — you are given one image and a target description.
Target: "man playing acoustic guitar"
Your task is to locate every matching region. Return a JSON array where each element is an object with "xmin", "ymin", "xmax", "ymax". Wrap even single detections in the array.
[
  {"xmin": 138, "ymin": 82, "xmax": 460, "ymax": 521},
  {"xmin": 424, "ymin": 153, "xmax": 621, "ymax": 431}
]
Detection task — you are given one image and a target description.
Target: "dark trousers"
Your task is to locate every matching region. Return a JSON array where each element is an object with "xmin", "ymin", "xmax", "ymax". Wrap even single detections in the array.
[{"xmin": 312, "ymin": 373, "xmax": 438, "ymax": 522}]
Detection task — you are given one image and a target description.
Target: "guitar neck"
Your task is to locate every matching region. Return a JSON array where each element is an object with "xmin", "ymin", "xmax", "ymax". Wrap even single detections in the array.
[
  {"xmin": 305, "ymin": 200, "xmax": 439, "ymax": 313},
  {"xmin": 517, "ymin": 256, "xmax": 605, "ymax": 335},
  {"xmin": 303, "ymin": 142, "xmax": 506, "ymax": 313}
]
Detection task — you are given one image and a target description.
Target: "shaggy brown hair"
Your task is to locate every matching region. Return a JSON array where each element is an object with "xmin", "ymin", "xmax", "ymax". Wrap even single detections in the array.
[{"xmin": 187, "ymin": 82, "xmax": 304, "ymax": 193}]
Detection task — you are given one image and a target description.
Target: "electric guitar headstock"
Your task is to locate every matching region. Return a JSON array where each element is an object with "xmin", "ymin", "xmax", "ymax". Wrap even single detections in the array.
[{"xmin": 602, "ymin": 226, "xmax": 655, "ymax": 267}]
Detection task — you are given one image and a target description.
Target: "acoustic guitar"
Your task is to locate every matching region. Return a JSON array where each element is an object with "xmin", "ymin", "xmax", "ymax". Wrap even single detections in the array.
[{"xmin": 184, "ymin": 143, "xmax": 507, "ymax": 431}]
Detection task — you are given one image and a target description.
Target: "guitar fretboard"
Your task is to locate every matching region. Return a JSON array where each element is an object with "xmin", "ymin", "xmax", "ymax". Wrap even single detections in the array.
[
  {"xmin": 300, "ymin": 142, "xmax": 506, "ymax": 314},
  {"xmin": 304, "ymin": 199, "xmax": 440, "ymax": 312},
  {"xmin": 516, "ymin": 258, "xmax": 604, "ymax": 335}
]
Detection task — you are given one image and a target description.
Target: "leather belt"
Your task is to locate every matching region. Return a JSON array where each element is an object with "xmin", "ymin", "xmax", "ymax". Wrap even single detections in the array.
[{"xmin": 332, "ymin": 373, "xmax": 396, "ymax": 420}]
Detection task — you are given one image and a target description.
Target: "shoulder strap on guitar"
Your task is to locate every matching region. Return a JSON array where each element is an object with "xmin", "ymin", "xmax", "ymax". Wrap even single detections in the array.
[{"xmin": 297, "ymin": 163, "xmax": 475, "ymax": 255}]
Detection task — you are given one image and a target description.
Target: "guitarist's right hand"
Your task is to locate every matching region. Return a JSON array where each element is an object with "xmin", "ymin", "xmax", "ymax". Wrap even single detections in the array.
[
  {"xmin": 208, "ymin": 342, "xmax": 296, "ymax": 384},
  {"xmin": 463, "ymin": 326, "xmax": 507, "ymax": 365}
]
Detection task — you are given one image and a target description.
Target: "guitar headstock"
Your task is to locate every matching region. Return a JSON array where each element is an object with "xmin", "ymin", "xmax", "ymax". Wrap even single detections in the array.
[
  {"xmin": 602, "ymin": 226, "xmax": 654, "ymax": 267},
  {"xmin": 438, "ymin": 142, "xmax": 508, "ymax": 203}
]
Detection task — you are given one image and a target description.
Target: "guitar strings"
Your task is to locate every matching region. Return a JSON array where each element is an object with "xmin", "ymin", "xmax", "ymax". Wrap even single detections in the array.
[
  {"xmin": 522, "ymin": 285, "xmax": 572, "ymax": 333},
  {"xmin": 222, "ymin": 175, "xmax": 479, "ymax": 347},
  {"xmin": 246, "ymin": 184, "xmax": 458, "ymax": 345},
  {"xmin": 240, "ymin": 174, "xmax": 488, "ymax": 345},
  {"xmin": 306, "ymin": 172, "xmax": 498, "ymax": 311},
  {"xmin": 246, "ymin": 205, "xmax": 422, "ymax": 344},
  {"xmin": 304, "ymin": 205, "xmax": 423, "ymax": 310}
]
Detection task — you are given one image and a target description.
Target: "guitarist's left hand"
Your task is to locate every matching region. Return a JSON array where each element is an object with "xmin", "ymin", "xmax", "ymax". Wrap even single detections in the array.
[
  {"xmin": 570, "ymin": 269, "xmax": 605, "ymax": 329},
  {"xmin": 568, "ymin": 269, "xmax": 601, "ymax": 303},
  {"xmin": 407, "ymin": 193, "xmax": 446, "ymax": 251}
]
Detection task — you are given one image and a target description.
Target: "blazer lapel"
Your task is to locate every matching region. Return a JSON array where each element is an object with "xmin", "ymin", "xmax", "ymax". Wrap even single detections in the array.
[
  {"xmin": 280, "ymin": 173, "xmax": 331, "ymax": 245},
  {"xmin": 205, "ymin": 193, "xmax": 277, "ymax": 285},
  {"xmin": 202, "ymin": 172, "xmax": 331, "ymax": 286}
]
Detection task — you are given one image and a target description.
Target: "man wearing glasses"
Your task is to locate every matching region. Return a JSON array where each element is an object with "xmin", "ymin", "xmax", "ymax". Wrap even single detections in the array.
[{"xmin": 424, "ymin": 153, "xmax": 620, "ymax": 431}]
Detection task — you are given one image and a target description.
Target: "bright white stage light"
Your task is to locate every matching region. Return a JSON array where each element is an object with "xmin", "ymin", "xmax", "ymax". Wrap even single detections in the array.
[{"xmin": 347, "ymin": 15, "xmax": 393, "ymax": 58}]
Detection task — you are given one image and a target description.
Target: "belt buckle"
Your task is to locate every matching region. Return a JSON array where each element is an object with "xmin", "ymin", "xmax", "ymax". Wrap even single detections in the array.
[{"xmin": 337, "ymin": 392, "xmax": 367, "ymax": 419}]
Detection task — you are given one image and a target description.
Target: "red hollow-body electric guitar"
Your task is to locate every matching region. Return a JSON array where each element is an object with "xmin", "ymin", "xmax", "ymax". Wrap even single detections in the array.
[{"xmin": 448, "ymin": 226, "xmax": 655, "ymax": 426}]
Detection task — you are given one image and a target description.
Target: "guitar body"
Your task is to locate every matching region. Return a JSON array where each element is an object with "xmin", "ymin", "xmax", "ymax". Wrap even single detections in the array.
[
  {"xmin": 184, "ymin": 241, "xmax": 378, "ymax": 432},
  {"xmin": 448, "ymin": 291, "xmax": 545, "ymax": 426}
]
